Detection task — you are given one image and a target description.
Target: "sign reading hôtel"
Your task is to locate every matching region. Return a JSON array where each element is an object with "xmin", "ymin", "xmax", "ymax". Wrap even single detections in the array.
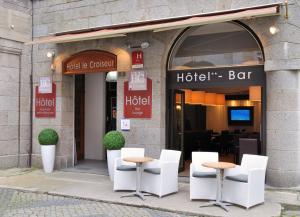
[
  {"xmin": 63, "ymin": 50, "xmax": 117, "ymax": 75},
  {"xmin": 35, "ymin": 83, "xmax": 56, "ymax": 118},
  {"xmin": 124, "ymin": 78, "xmax": 152, "ymax": 118},
  {"xmin": 167, "ymin": 65, "xmax": 265, "ymax": 89}
]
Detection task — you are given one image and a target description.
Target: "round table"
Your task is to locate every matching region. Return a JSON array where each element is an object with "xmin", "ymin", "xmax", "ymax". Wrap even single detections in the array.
[
  {"xmin": 200, "ymin": 162, "xmax": 236, "ymax": 212},
  {"xmin": 121, "ymin": 157, "xmax": 153, "ymax": 200}
]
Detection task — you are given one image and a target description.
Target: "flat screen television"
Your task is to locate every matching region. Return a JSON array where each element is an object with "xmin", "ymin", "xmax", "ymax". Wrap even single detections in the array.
[{"xmin": 227, "ymin": 106, "xmax": 254, "ymax": 126}]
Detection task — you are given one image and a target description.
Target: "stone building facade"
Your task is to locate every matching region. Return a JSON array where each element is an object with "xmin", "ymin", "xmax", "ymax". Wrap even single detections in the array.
[
  {"xmin": 0, "ymin": 0, "xmax": 32, "ymax": 169},
  {"xmin": 0, "ymin": 0, "xmax": 299, "ymax": 188}
]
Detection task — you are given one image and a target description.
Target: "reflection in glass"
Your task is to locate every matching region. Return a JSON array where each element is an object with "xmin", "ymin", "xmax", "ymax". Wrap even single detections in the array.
[{"xmin": 169, "ymin": 22, "xmax": 263, "ymax": 70}]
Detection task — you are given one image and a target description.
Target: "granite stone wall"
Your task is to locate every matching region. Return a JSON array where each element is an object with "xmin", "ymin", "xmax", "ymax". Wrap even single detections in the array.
[
  {"xmin": 30, "ymin": 0, "xmax": 300, "ymax": 187},
  {"xmin": 0, "ymin": 0, "xmax": 32, "ymax": 168}
]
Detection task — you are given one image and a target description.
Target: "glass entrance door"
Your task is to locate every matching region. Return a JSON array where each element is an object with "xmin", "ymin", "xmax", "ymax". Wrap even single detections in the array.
[{"xmin": 169, "ymin": 90, "xmax": 185, "ymax": 171}]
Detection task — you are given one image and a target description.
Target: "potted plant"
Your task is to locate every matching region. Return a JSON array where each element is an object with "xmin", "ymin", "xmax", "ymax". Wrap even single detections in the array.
[
  {"xmin": 103, "ymin": 130, "xmax": 125, "ymax": 181},
  {"xmin": 38, "ymin": 128, "xmax": 59, "ymax": 173}
]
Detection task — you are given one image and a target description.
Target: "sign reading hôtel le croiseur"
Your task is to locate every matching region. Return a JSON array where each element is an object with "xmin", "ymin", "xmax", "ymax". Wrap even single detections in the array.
[
  {"xmin": 62, "ymin": 50, "xmax": 117, "ymax": 75},
  {"xmin": 35, "ymin": 83, "xmax": 56, "ymax": 118},
  {"xmin": 124, "ymin": 78, "xmax": 152, "ymax": 118}
]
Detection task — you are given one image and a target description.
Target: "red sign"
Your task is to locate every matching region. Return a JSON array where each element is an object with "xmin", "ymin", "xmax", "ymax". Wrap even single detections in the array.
[
  {"xmin": 62, "ymin": 50, "xmax": 117, "ymax": 75},
  {"xmin": 132, "ymin": 51, "xmax": 143, "ymax": 68},
  {"xmin": 35, "ymin": 83, "xmax": 56, "ymax": 118},
  {"xmin": 124, "ymin": 78, "xmax": 152, "ymax": 118}
]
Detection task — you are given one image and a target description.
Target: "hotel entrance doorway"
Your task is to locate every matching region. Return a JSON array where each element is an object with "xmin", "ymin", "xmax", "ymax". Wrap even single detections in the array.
[{"xmin": 166, "ymin": 22, "xmax": 266, "ymax": 174}]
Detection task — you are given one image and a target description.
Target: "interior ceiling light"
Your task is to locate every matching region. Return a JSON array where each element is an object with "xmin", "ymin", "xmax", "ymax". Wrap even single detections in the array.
[
  {"xmin": 216, "ymin": 94, "xmax": 225, "ymax": 106},
  {"xmin": 190, "ymin": 91, "xmax": 205, "ymax": 105},
  {"xmin": 249, "ymin": 86, "xmax": 261, "ymax": 101},
  {"xmin": 184, "ymin": 90, "xmax": 192, "ymax": 104},
  {"xmin": 205, "ymin": 93, "xmax": 217, "ymax": 106}
]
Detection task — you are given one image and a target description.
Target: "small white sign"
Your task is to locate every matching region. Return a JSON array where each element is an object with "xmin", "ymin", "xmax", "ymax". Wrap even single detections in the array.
[
  {"xmin": 39, "ymin": 76, "xmax": 52, "ymax": 93},
  {"xmin": 121, "ymin": 119, "xmax": 130, "ymax": 131},
  {"xmin": 132, "ymin": 64, "xmax": 144, "ymax": 69},
  {"xmin": 128, "ymin": 70, "xmax": 147, "ymax": 91}
]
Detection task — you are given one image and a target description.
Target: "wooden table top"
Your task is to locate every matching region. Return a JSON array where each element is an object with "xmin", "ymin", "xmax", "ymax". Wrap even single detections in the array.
[
  {"xmin": 202, "ymin": 162, "xmax": 236, "ymax": 169},
  {"xmin": 123, "ymin": 157, "xmax": 153, "ymax": 163}
]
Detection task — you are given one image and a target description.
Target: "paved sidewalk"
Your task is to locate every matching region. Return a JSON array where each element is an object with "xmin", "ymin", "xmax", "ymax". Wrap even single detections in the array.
[
  {"xmin": 0, "ymin": 169, "xmax": 284, "ymax": 217},
  {"xmin": 0, "ymin": 188, "xmax": 196, "ymax": 217}
]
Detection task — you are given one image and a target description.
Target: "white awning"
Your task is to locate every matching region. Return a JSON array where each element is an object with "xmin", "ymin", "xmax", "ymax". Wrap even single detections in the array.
[{"xmin": 26, "ymin": 4, "xmax": 281, "ymax": 45}]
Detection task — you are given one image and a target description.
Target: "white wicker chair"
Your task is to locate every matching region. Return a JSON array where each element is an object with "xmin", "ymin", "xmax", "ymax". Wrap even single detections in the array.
[
  {"xmin": 222, "ymin": 154, "xmax": 268, "ymax": 209},
  {"xmin": 190, "ymin": 152, "xmax": 219, "ymax": 200},
  {"xmin": 113, "ymin": 147, "xmax": 145, "ymax": 191},
  {"xmin": 141, "ymin": 149, "xmax": 181, "ymax": 197}
]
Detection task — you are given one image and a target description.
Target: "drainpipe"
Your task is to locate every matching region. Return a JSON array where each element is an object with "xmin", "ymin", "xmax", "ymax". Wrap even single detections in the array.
[
  {"xmin": 17, "ymin": 53, "xmax": 21, "ymax": 167},
  {"xmin": 28, "ymin": 1, "xmax": 34, "ymax": 167}
]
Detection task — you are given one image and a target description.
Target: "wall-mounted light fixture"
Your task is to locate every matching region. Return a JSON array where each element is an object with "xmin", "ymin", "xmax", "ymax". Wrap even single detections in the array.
[
  {"xmin": 269, "ymin": 26, "xmax": 279, "ymax": 35},
  {"xmin": 106, "ymin": 71, "xmax": 118, "ymax": 82},
  {"xmin": 46, "ymin": 51, "xmax": 55, "ymax": 71},
  {"xmin": 127, "ymin": 41, "xmax": 150, "ymax": 49}
]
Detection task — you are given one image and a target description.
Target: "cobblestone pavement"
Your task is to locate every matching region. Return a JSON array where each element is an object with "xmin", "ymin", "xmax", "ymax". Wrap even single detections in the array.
[
  {"xmin": 0, "ymin": 188, "xmax": 198, "ymax": 217},
  {"xmin": 281, "ymin": 204, "xmax": 300, "ymax": 217}
]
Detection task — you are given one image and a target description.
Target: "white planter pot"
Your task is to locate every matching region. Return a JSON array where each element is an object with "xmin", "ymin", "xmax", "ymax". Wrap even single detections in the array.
[
  {"xmin": 107, "ymin": 149, "xmax": 121, "ymax": 181},
  {"xmin": 41, "ymin": 145, "xmax": 56, "ymax": 173}
]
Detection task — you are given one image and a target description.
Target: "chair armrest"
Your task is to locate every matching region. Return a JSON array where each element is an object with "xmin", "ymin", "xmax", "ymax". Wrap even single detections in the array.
[
  {"xmin": 160, "ymin": 161, "xmax": 179, "ymax": 177},
  {"xmin": 114, "ymin": 157, "xmax": 122, "ymax": 169},
  {"xmin": 224, "ymin": 165, "xmax": 244, "ymax": 177},
  {"xmin": 143, "ymin": 159, "xmax": 160, "ymax": 169},
  {"xmin": 248, "ymin": 168, "xmax": 266, "ymax": 184},
  {"xmin": 190, "ymin": 162, "xmax": 195, "ymax": 175}
]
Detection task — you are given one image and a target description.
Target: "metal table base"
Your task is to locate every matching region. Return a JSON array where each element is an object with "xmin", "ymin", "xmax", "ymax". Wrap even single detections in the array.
[
  {"xmin": 121, "ymin": 162, "xmax": 152, "ymax": 200},
  {"xmin": 199, "ymin": 201, "xmax": 233, "ymax": 212},
  {"xmin": 199, "ymin": 168, "xmax": 233, "ymax": 212},
  {"xmin": 121, "ymin": 192, "xmax": 152, "ymax": 200}
]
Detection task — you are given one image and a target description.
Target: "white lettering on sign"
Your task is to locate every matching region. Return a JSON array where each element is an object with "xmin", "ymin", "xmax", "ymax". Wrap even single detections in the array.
[
  {"xmin": 66, "ymin": 60, "xmax": 114, "ymax": 70},
  {"xmin": 136, "ymin": 53, "xmax": 142, "ymax": 60},
  {"xmin": 66, "ymin": 62, "xmax": 81, "ymax": 70},
  {"xmin": 125, "ymin": 96, "xmax": 151, "ymax": 106},
  {"xmin": 177, "ymin": 72, "xmax": 212, "ymax": 83},
  {"xmin": 89, "ymin": 60, "xmax": 114, "ymax": 68},
  {"xmin": 36, "ymin": 98, "xmax": 55, "ymax": 107},
  {"xmin": 176, "ymin": 70, "xmax": 253, "ymax": 83},
  {"xmin": 229, "ymin": 70, "xmax": 252, "ymax": 80}
]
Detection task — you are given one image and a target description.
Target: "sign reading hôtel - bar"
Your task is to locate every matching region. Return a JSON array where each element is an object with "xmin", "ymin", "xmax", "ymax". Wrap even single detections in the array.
[
  {"xmin": 124, "ymin": 78, "xmax": 152, "ymax": 118},
  {"xmin": 35, "ymin": 83, "xmax": 56, "ymax": 118},
  {"xmin": 62, "ymin": 50, "xmax": 117, "ymax": 75},
  {"xmin": 167, "ymin": 65, "xmax": 265, "ymax": 89}
]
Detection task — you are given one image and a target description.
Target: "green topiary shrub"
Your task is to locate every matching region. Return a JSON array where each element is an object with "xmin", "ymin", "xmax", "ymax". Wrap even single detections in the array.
[
  {"xmin": 38, "ymin": 129, "xmax": 59, "ymax": 145},
  {"xmin": 103, "ymin": 131, "xmax": 125, "ymax": 150}
]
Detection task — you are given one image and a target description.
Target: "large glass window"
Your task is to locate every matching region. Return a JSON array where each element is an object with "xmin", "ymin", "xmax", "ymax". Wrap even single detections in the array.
[{"xmin": 169, "ymin": 22, "xmax": 263, "ymax": 70}]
